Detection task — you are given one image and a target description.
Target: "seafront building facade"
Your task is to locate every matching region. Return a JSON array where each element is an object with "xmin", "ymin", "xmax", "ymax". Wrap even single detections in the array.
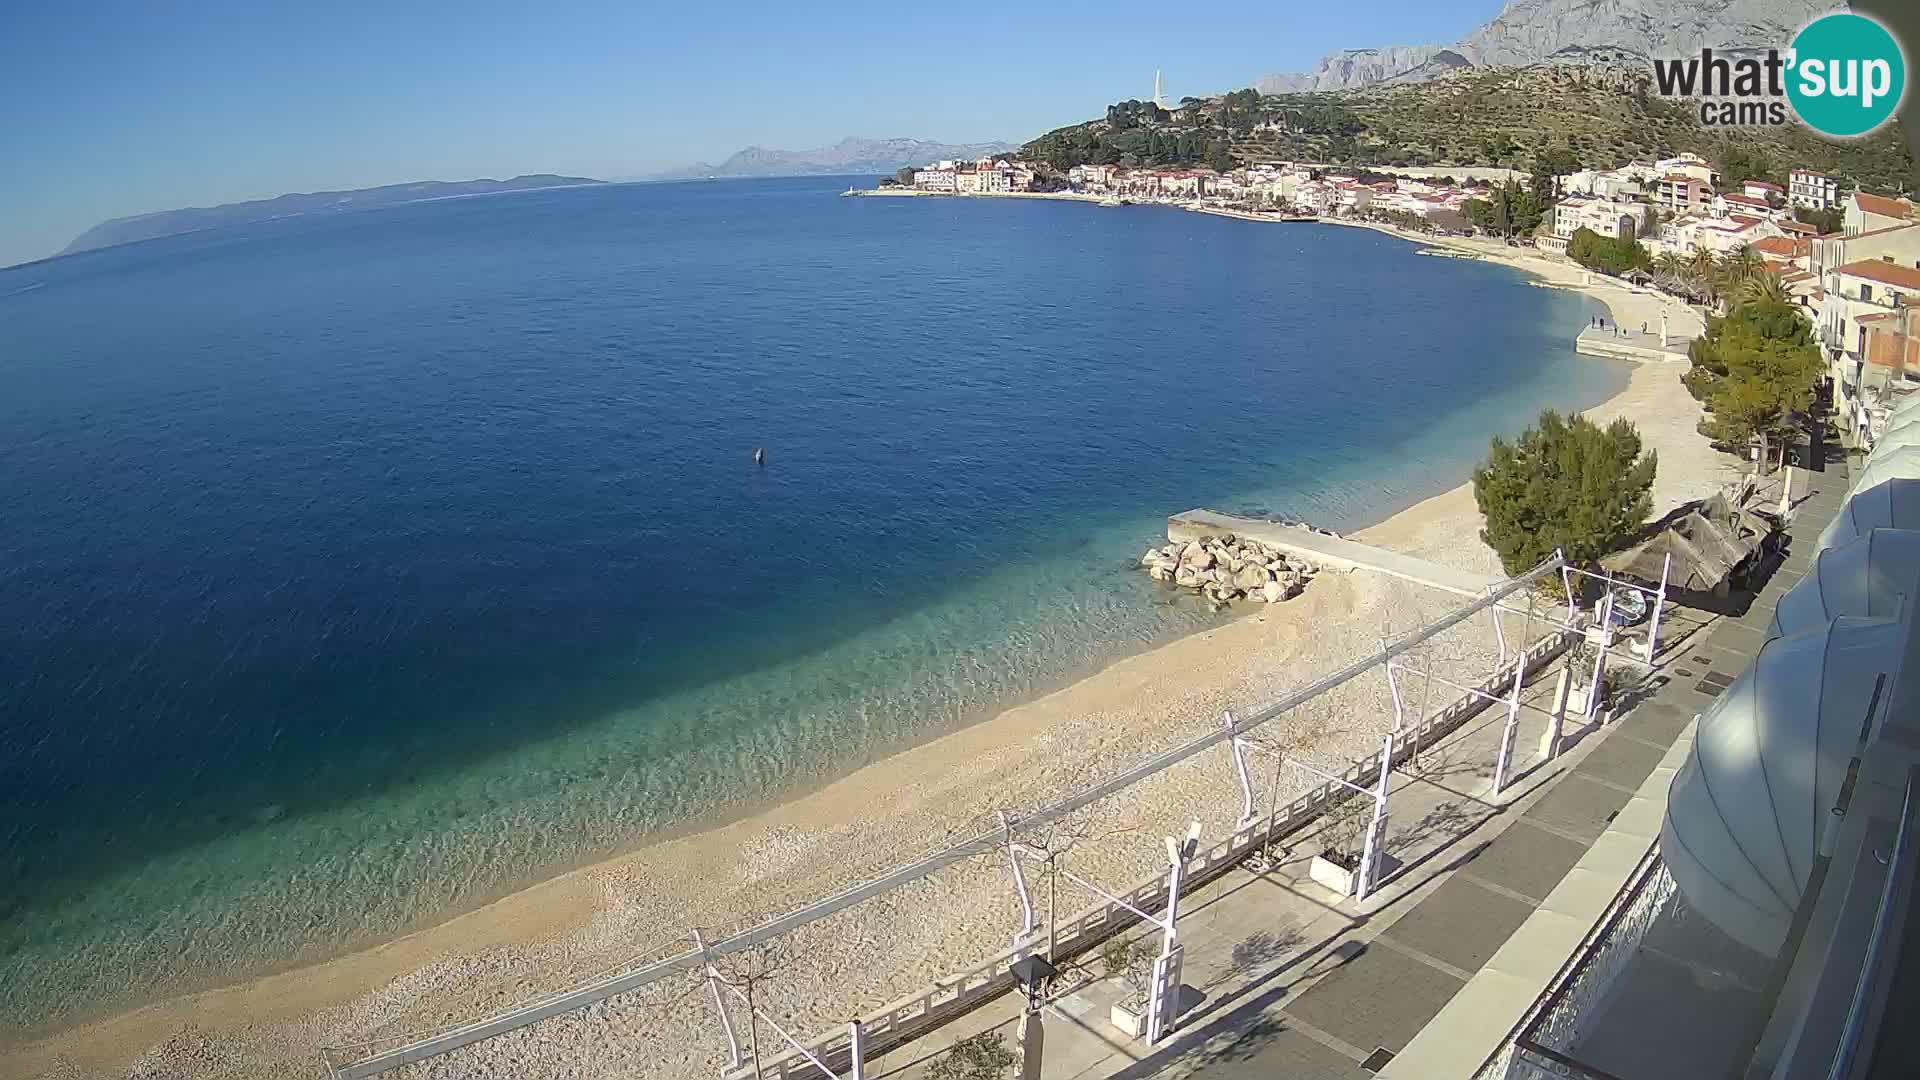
[{"xmin": 1790, "ymin": 167, "xmax": 1841, "ymax": 209}]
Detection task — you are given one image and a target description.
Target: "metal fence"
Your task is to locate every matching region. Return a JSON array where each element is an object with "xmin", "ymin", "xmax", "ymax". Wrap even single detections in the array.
[{"xmin": 323, "ymin": 555, "xmax": 1568, "ymax": 1079}]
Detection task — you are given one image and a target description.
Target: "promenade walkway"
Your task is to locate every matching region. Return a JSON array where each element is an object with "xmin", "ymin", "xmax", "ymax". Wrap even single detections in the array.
[
  {"xmin": 1575, "ymin": 325, "xmax": 1689, "ymax": 364},
  {"xmin": 1167, "ymin": 510, "xmax": 1500, "ymax": 598},
  {"xmin": 866, "ymin": 461, "xmax": 1848, "ymax": 1080}
]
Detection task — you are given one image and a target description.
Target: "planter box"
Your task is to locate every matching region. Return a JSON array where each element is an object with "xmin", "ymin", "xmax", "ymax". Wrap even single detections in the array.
[
  {"xmin": 1310, "ymin": 853, "xmax": 1359, "ymax": 897},
  {"xmin": 1110, "ymin": 1000, "xmax": 1148, "ymax": 1038}
]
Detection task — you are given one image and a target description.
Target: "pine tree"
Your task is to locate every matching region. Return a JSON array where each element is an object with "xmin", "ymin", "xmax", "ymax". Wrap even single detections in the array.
[{"xmin": 1473, "ymin": 410, "xmax": 1658, "ymax": 576}]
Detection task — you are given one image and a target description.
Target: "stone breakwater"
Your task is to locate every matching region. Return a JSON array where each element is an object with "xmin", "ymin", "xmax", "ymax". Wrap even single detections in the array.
[{"xmin": 1139, "ymin": 532, "xmax": 1318, "ymax": 609}]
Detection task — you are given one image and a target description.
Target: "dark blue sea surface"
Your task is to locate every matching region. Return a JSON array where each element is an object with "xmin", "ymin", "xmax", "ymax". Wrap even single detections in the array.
[{"xmin": 0, "ymin": 177, "xmax": 1619, "ymax": 1030}]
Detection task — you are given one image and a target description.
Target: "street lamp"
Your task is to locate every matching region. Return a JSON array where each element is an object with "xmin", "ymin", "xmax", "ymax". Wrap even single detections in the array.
[{"xmin": 1007, "ymin": 954, "xmax": 1058, "ymax": 1080}]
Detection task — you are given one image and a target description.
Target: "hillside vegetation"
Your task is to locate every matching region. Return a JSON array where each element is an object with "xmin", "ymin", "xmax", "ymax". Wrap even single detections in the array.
[{"xmin": 1023, "ymin": 66, "xmax": 1914, "ymax": 194}]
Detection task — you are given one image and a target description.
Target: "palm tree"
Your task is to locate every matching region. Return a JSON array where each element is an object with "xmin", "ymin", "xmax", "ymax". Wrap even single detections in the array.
[
  {"xmin": 1654, "ymin": 251, "xmax": 1687, "ymax": 278},
  {"xmin": 1739, "ymin": 269, "xmax": 1791, "ymax": 307},
  {"xmin": 1717, "ymin": 244, "xmax": 1764, "ymax": 291},
  {"xmin": 1689, "ymin": 246, "xmax": 1722, "ymax": 306}
]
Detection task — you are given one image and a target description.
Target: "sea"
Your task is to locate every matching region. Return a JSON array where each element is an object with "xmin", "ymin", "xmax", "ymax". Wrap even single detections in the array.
[{"xmin": 0, "ymin": 176, "xmax": 1622, "ymax": 1032}]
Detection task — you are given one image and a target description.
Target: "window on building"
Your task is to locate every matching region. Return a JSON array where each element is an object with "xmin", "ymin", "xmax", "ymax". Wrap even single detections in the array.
[{"xmin": 1863, "ymin": 283, "xmax": 1875, "ymax": 302}]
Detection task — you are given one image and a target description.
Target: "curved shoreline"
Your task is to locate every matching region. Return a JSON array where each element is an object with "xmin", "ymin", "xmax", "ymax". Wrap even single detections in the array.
[{"xmin": 3, "ymin": 222, "xmax": 1725, "ymax": 1080}]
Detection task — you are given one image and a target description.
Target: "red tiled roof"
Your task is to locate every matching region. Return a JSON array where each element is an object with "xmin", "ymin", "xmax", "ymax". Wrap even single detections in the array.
[
  {"xmin": 1834, "ymin": 259, "xmax": 1920, "ymax": 291},
  {"xmin": 1851, "ymin": 222, "xmax": 1920, "ymax": 240},
  {"xmin": 1746, "ymin": 181, "xmax": 1785, "ymax": 192},
  {"xmin": 1856, "ymin": 193, "xmax": 1915, "ymax": 219},
  {"xmin": 1729, "ymin": 215, "xmax": 1765, "ymax": 227},
  {"xmin": 1753, "ymin": 236, "xmax": 1808, "ymax": 258},
  {"xmin": 1723, "ymin": 193, "xmax": 1771, "ymax": 207}
]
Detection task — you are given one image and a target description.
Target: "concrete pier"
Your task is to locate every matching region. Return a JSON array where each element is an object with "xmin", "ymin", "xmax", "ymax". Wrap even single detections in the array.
[
  {"xmin": 1167, "ymin": 509, "xmax": 1501, "ymax": 597},
  {"xmin": 1575, "ymin": 326, "xmax": 1688, "ymax": 363}
]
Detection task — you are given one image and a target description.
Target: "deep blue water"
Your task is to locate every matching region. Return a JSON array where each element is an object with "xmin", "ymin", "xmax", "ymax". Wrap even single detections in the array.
[{"xmin": 0, "ymin": 177, "xmax": 1619, "ymax": 1030}]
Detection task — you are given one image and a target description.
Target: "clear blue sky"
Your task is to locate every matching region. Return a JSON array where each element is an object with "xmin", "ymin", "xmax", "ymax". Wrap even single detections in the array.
[{"xmin": 0, "ymin": 0, "xmax": 1502, "ymax": 267}]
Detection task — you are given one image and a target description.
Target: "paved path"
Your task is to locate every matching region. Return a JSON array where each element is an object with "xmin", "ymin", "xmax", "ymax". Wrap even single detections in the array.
[
  {"xmin": 1167, "ymin": 510, "xmax": 1500, "ymax": 598},
  {"xmin": 864, "ymin": 461, "xmax": 1848, "ymax": 1080}
]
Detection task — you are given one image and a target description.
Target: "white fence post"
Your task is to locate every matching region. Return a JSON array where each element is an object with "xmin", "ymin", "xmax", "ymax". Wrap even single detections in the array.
[
  {"xmin": 999, "ymin": 811, "xmax": 1036, "ymax": 947},
  {"xmin": 1587, "ymin": 591, "xmax": 1615, "ymax": 723},
  {"xmin": 1224, "ymin": 711, "xmax": 1256, "ymax": 828},
  {"xmin": 694, "ymin": 929, "xmax": 743, "ymax": 1073},
  {"xmin": 1542, "ymin": 665, "xmax": 1571, "ymax": 761},
  {"xmin": 1493, "ymin": 658, "xmax": 1526, "ymax": 796},
  {"xmin": 1644, "ymin": 551, "xmax": 1672, "ymax": 663},
  {"xmin": 848, "ymin": 1020, "xmax": 865, "ymax": 1080},
  {"xmin": 1356, "ymin": 730, "xmax": 1394, "ymax": 901}
]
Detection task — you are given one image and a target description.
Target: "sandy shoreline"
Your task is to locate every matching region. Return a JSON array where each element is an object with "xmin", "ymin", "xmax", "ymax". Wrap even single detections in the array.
[{"xmin": 5, "ymin": 219, "xmax": 1732, "ymax": 1080}]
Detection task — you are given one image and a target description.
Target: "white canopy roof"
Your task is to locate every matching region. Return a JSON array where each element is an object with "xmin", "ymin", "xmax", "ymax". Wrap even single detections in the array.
[
  {"xmin": 1850, "ymin": 446, "xmax": 1920, "ymax": 500},
  {"xmin": 1661, "ymin": 616, "xmax": 1903, "ymax": 955},
  {"xmin": 1870, "ymin": 416, "xmax": 1920, "ymax": 460},
  {"xmin": 1770, "ymin": 529, "xmax": 1920, "ymax": 640},
  {"xmin": 1886, "ymin": 392, "xmax": 1920, "ymax": 428},
  {"xmin": 1818, "ymin": 478, "xmax": 1920, "ymax": 552}
]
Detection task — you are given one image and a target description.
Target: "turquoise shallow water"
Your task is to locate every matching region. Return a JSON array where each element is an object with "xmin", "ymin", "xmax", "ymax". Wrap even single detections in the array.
[{"xmin": 0, "ymin": 178, "xmax": 1622, "ymax": 1031}]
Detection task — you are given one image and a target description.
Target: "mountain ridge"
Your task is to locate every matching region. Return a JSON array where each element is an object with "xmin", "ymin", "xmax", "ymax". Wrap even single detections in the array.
[
  {"xmin": 63, "ymin": 175, "xmax": 603, "ymax": 257},
  {"xmin": 1254, "ymin": 0, "xmax": 1829, "ymax": 93},
  {"xmin": 650, "ymin": 136, "xmax": 1017, "ymax": 180}
]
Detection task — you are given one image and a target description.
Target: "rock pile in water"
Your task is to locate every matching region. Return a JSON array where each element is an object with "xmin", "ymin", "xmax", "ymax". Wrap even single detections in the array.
[{"xmin": 1139, "ymin": 533, "xmax": 1317, "ymax": 610}]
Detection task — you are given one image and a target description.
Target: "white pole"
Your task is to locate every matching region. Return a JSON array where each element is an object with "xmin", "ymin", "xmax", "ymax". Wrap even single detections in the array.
[
  {"xmin": 1224, "ymin": 712, "xmax": 1256, "ymax": 828},
  {"xmin": 1356, "ymin": 731, "xmax": 1393, "ymax": 901},
  {"xmin": 694, "ymin": 929, "xmax": 743, "ymax": 1073},
  {"xmin": 1161, "ymin": 823, "xmax": 1199, "ymax": 955},
  {"xmin": 848, "ymin": 1020, "xmax": 866, "ymax": 1080},
  {"xmin": 1645, "ymin": 551, "xmax": 1671, "ymax": 663},
  {"xmin": 1587, "ymin": 591, "xmax": 1614, "ymax": 722},
  {"xmin": 1780, "ymin": 461, "xmax": 1795, "ymax": 517},
  {"xmin": 1543, "ymin": 666, "xmax": 1571, "ymax": 761},
  {"xmin": 1487, "ymin": 584, "xmax": 1509, "ymax": 665},
  {"xmin": 1494, "ymin": 655, "xmax": 1526, "ymax": 796},
  {"xmin": 1383, "ymin": 642, "xmax": 1406, "ymax": 734},
  {"xmin": 999, "ymin": 811, "xmax": 1036, "ymax": 947}
]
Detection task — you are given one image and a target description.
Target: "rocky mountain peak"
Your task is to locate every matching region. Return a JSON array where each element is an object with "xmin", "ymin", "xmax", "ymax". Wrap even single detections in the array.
[{"xmin": 1254, "ymin": 0, "xmax": 1829, "ymax": 93}]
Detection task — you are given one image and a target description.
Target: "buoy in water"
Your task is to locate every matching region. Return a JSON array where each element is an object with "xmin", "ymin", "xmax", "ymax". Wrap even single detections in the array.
[{"xmin": 753, "ymin": 447, "xmax": 766, "ymax": 466}]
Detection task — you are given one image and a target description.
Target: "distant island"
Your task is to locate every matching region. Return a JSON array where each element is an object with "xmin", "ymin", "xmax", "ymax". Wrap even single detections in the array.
[
  {"xmin": 61, "ymin": 175, "xmax": 604, "ymax": 256},
  {"xmin": 650, "ymin": 136, "xmax": 1015, "ymax": 181}
]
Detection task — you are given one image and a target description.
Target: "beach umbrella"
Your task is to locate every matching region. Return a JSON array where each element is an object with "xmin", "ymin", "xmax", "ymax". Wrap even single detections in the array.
[
  {"xmin": 1819, "ymin": 478, "xmax": 1920, "ymax": 552},
  {"xmin": 1661, "ymin": 616, "xmax": 1904, "ymax": 955},
  {"xmin": 1769, "ymin": 528, "xmax": 1920, "ymax": 640}
]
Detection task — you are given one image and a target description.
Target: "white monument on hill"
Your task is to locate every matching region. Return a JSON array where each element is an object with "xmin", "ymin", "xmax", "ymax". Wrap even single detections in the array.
[{"xmin": 1154, "ymin": 69, "xmax": 1167, "ymax": 109}]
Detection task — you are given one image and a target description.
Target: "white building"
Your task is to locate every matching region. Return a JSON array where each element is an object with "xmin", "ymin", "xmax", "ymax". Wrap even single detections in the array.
[
  {"xmin": 1068, "ymin": 164, "xmax": 1117, "ymax": 189},
  {"xmin": 1845, "ymin": 192, "xmax": 1915, "ymax": 236},
  {"xmin": 1548, "ymin": 196, "xmax": 1648, "ymax": 248},
  {"xmin": 912, "ymin": 167, "xmax": 956, "ymax": 193},
  {"xmin": 1655, "ymin": 154, "xmax": 1717, "ymax": 185},
  {"xmin": 1789, "ymin": 168, "xmax": 1840, "ymax": 210},
  {"xmin": 1657, "ymin": 213, "xmax": 1785, "ymax": 257}
]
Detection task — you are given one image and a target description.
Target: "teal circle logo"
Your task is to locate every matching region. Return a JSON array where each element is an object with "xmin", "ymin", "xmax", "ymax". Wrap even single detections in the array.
[{"xmin": 1786, "ymin": 13, "xmax": 1906, "ymax": 138}]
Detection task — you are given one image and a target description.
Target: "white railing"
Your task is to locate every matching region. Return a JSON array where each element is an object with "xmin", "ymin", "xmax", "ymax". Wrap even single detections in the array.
[
  {"xmin": 733, "ymin": 632, "xmax": 1573, "ymax": 1080},
  {"xmin": 324, "ymin": 556, "xmax": 1569, "ymax": 1078}
]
